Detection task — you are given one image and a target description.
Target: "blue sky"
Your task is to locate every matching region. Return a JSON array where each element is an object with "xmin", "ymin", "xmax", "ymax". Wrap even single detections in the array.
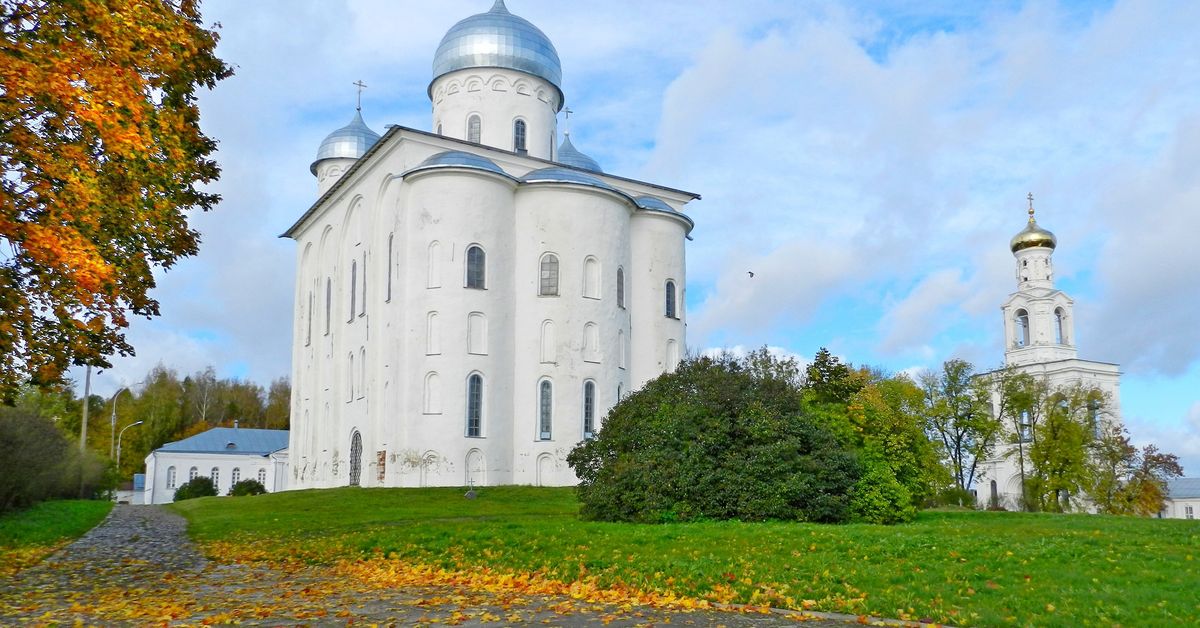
[{"xmin": 74, "ymin": 0, "xmax": 1200, "ymax": 471}]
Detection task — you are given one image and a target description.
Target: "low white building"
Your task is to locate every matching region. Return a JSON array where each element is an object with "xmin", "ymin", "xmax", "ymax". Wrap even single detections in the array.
[
  {"xmin": 143, "ymin": 427, "xmax": 289, "ymax": 504},
  {"xmin": 1161, "ymin": 478, "xmax": 1200, "ymax": 520}
]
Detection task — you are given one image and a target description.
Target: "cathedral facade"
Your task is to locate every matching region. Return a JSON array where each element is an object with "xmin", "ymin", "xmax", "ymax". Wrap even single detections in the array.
[
  {"xmin": 975, "ymin": 201, "xmax": 1122, "ymax": 509},
  {"xmin": 284, "ymin": 1, "xmax": 696, "ymax": 489}
]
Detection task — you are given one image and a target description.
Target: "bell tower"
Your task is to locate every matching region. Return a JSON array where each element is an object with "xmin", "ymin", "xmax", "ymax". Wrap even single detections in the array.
[{"xmin": 1001, "ymin": 195, "xmax": 1077, "ymax": 367}]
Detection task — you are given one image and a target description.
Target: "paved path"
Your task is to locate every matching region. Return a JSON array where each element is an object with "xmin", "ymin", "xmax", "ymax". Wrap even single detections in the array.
[{"xmin": 0, "ymin": 505, "xmax": 880, "ymax": 626}]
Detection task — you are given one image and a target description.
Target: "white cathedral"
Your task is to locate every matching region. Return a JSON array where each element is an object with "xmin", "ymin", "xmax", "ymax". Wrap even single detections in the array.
[
  {"xmin": 284, "ymin": 1, "xmax": 696, "ymax": 488},
  {"xmin": 975, "ymin": 200, "xmax": 1123, "ymax": 509}
]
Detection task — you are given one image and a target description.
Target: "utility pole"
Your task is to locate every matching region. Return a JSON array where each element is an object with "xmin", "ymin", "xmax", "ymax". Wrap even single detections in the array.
[{"xmin": 80, "ymin": 365, "xmax": 91, "ymax": 452}]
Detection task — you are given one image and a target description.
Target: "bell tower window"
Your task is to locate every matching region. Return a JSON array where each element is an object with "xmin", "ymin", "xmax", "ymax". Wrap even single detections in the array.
[
  {"xmin": 1015, "ymin": 309, "xmax": 1029, "ymax": 347},
  {"xmin": 1054, "ymin": 307, "xmax": 1066, "ymax": 344}
]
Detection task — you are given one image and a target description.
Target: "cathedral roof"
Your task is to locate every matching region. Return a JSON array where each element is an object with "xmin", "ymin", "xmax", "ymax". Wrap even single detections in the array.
[
  {"xmin": 407, "ymin": 150, "xmax": 511, "ymax": 178},
  {"xmin": 431, "ymin": 0, "xmax": 563, "ymax": 109},
  {"xmin": 310, "ymin": 110, "xmax": 381, "ymax": 175},
  {"xmin": 157, "ymin": 427, "xmax": 289, "ymax": 456},
  {"xmin": 556, "ymin": 134, "xmax": 602, "ymax": 172},
  {"xmin": 1010, "ymin": 198, "xmax": 1057, "ymax": 252},
  {"xmin": 634, "ymin": 195, "xmax": 677, "ymax": 212},
  {"xmin": 521, "ymin": 166, "xmax": 615, "ymax": 191}
]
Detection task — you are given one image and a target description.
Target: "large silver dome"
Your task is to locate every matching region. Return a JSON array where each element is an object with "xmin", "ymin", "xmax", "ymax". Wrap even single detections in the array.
[
  {"xmin": 556, "ymin": 134, "xmax": 602, "ymax": 172},
  {"xmin": 405, "ymin": 150, "xmax": 511, "ymax": 178},
  {"xmin": 431, "ymin": 0, "xmax": 562, "ymax": 106},
  {"xmin": 310, "ymin": 110, "xmax": 380, "ymax": 175}
]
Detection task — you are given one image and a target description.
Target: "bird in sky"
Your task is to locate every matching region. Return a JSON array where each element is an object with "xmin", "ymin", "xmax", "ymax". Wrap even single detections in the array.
[{"xmin": 748, "ymin": 271, "xmax": 755, "ymax": 278}]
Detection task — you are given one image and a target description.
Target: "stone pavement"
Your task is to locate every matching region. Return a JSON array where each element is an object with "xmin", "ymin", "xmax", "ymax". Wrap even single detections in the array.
[{"xmin": 0, "ymin": 505, "xmax": 878, "ymax": 626}]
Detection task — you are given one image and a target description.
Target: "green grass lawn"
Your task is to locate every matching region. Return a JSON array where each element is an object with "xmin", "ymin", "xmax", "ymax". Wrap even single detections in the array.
[
  {"xmin": 0, "ymin": 499, "xmax": 113, "ymax": 574},
  {"xmin": 174, "ymin": 487, "xmax": 1200, "ymax": 626}
]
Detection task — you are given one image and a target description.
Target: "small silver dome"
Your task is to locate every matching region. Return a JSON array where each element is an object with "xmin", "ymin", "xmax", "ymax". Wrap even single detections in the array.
[
  {"xmin": 405, "ymin": 150, "xmax": 510, "ymax": 178},
  {"xmin": 431, "ymin": 0, "xmax": 562, "ymax": 107},
  {"xmin": 522, "ymin": 166, "xmax": 615, "ymax": 191},
  {"xmin": 310, "ymin": 110, "xmax": 381, "ymax": 175},
  {"xmin": 556, "ymin": 134, "xmax": 602, "ymax": 172},
  {"xmin": 634, "ymin": 195, "xmax": 677, "ymax": 212}
]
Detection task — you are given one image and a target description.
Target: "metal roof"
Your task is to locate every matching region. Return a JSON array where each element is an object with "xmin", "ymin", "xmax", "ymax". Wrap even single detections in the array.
[
  {"xmin": 556, "ymin": 134, "xmax": 602, "ymax": 172},
  {"xmin": 405, "ymin": 150, "xmax": 512, "ymax": 178},
  {"xmin": 521, "ymin": 166, "xmax": 616, "ymax": 191},
  {"xmin": 157, "ymin": 427, "xmax": 289, "ymax": 456},
  {"xmin": 311, "ymin": 110, "xmax": 381, "ymax": 175},
  {"xmin": 1167, "ymin": 477, "xmax": 1200, "ymax": 499}
]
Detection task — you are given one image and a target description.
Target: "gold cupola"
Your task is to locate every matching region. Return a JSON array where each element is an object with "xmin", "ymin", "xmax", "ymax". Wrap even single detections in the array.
[{"xmin": 1010, "ymin": 193, "xmax": 1057, "ymax": 253}]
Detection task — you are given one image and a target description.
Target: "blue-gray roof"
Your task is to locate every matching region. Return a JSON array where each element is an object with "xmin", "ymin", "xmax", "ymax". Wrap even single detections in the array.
[
  {"xmin": 521, "ymin": 166, "xmax": 615, "ymax": 191},
  {"xmin": 311, "ymin": 110, "xmax": 381, "ymax": 175},
  {"xmin": 431, "ymin": 0, "xmax": 562, "ymax": 108},
  {"xmin": 405, "ymin": 150, "xmax": 511, "ymax": 178},
  {"xmin": 1168, "ymin": 477, "xmax": 1200, "ymax": 499},
  {"xmin": 556, "ymin": 134, "xmax": 602, "ymax": 172},
  {"xmin": 158, "ymin": 427, "xmax": 289, "ymax": 456}
]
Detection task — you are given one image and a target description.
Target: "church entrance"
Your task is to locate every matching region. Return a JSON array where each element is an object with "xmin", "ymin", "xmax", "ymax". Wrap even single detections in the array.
[{"xmin": 349, "ymin": 431, "xmax": 362, "ymax": 486}]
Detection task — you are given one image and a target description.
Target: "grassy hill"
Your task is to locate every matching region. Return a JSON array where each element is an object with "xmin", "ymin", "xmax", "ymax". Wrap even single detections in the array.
[
  {"xmin": 173, "ymin": 486, "xmax": 1199, "ymax": 626},
  {"xmin": 0, "ymin": 500, "xmax": 113, "ymax": 576}
]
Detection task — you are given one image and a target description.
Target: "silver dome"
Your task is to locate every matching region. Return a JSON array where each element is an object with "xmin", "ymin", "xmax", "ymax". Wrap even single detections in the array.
[
  {"xmin": 310, "ymin": 110, "xmax": 381, "ymax": 175},
  {"xmin": 521, "ymin": 166, "xmax": 615, "ymax": 191},
  {"xmin": 431, "ymin": 0, "xmax": 563, "ymax": 108},
  {"xmin": 634, "ymin": 195, "xmax": 677, "ymax": 212},
  {"xmin": 405, "ymin": 150, "xmax": 511, "ymax": 178},
  {"xmin": 556, "ymin": 134, "xmax": 602, "ymax": 172}
]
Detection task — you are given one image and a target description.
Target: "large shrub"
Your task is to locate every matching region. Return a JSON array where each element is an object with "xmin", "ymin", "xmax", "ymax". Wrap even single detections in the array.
[
  {"xmin": 173, "ymin": 476, "xmax": 217, "ymax": 501},
  {"xmin": 850, "ymin": 461, "xmax": 916, "ymax": 524},
  {"xmin": 568, "ymin": 353, "xmax": 861, "ymax": 523},
  {"xmin": 0, "ymin": 406, "xmax": 112, "ymax": 513},
  {"xmin": 228, "ymin": 479, "xmax": 266, "ymax": 496}
]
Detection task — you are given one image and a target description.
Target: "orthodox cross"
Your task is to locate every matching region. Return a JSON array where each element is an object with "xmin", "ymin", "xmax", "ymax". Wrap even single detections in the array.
[
  {"xmin": 353, "ymin": 80, "xmax": 368, "ymax": 112},
  {"xmin": 1027, "ymin": 192, "xmax": 1035, "ymax": 219},
  {"xmin": 563, "ymin": 106, "xmax": 574, "ymax": 134}
]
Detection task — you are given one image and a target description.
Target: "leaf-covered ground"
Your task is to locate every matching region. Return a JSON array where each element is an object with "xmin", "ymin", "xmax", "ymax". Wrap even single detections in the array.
[
  {"xmin": 0, "ymin": 500, "xmax": 113, "ymax": 577},
  {"xmin": 174, "ymin": 486, "xmax": 1200, "ymax": 626}
]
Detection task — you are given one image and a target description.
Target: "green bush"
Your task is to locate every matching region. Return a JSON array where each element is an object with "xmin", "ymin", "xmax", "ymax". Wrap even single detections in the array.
[
  {"xmin": 850, "ymin": 462, "xmax": 916, "ymax": 524},
  {"xmin": 228, "ymin": 479, "xmax": 266, "ymax": 496},
  {"xmin": 0, "ymin": 407, "xmax": 113, "ymax": 514},
  {"xmin": 568, "ymin": 353, "xmax": 862, "ymax": 523},
  {"xmin": 929, "ymin": 486, "xmax": 978, "ymax": 509},
  {"xmin": 173, "ymin": 476, "xmax": 216, "ymax": 501}
]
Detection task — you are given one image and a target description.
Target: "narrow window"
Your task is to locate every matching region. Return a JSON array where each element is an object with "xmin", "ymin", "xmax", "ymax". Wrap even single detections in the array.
[
  {"xmin": 426, "ymin": 311, "xmax": 441, "ymax": 355},
  {"xmin": 231, "ymin": 467, "xmax": 241, "ymax": 486},
  {"xmin": 347, "ymin": 353, "xmax": 354, "ymax": 401},
  {"xmin": 1054, "ymin": 308, "xmax": 1065, "ymax": 344},
  {"xmin": 189, "ymin": 466, "xmax": 198, "ymax": 481},
  {"xmin": 583, "ymin": 257, "xmax": 599, "ymax": 299},
  {"xmin": 618, "ymin": 329, "xmax": 626, "ymax": 369},
  {"xmin": 540, "ymin": 320, "xmax": 556, "ymax": 363},
  {"xmin": 617, "ymin": 384, "xmax": 623, "ymax": 400},
  {"xmin": 257, "ymin": 468, "xmax": 266, "ymax": 485},
  {"xmin": 584, "ymin": 323, "xmax": 600, "ymax": 362},
  {"xmin": 466, "ymin": 245, "xmax": 486, "ymax": 289},
  {"xmin": 467, "ymin": 374, "xmax": 483, "ymax": 437},
  {"xmin": 349, "ymin": 260, "xmax": 357, "ymax": 321},
  {"xmin": 386, "ymin": 234, "xmax": 393, "ymax": 302},
  {"xmin": 514, "ymin": 119, "xmax": 527, "ymax": 153},
  {"xmin": 325, "ymin": 278, "xmax": 332, "ymax": 335},
  {"xmin": 468, "ymin": 312, "xmax": 488, "ymax": 355},
  {"xmin": 424, "ymin": 372, "xmax": 442, "ymax": 414},
  {"xmin": 358, "ymin": 347, "xmax": 366, "ymax": 398},
  {"xmin": 211, "ymin": 467, "xmax": 220, "ymax": 490},
  {"xmin": 467, "ymin": 115, "xmax": 481, "ymax": 143},
  {"xmin": 360, "ymin": 251, "xmax": 367, "ymax": 315},
  {"xmin": 428, "ymin": 241, "xmax": 442, "ymax": 288},
  {"xmin": 583, "ymin": 381, "xmax": 596, "ymax": 438},
  {"xmin": 539, "ymin": 380, "xmax": 553, "ymax": 440},
  {"xmin": 539, "ymin": 253, "xmax": 559, "ymax": 296},
  {"xmin": 616, "ymin": 267, "xmax": 625, "ymax": 309},
  {"xmin": 349, "ymin": 431, "xmax": 363, "ymax": 486},
  {"xmin": 306, "ymin": 291, "xmax": 313, "ymax": 345},
  {"xmin": 167, "ymin": 466, "xmax": 177, "ymax": 489},
  {"xmin": 436, "ymin": 123, "xmax": 443, "ymax": 136},
  {"xmin": 1015, "ymin": 309, "xmax": 1029, "ymax": 347},
  {"xmin": 665, "ymin": 280, "xmax": 677, "ymax": 318},
  {"xmin": 1019, "ymin": 410, "xmax": 1032, "ymax": 443},
  {"xmin": 1187, "ymin": 505, "xmax": 1194, "ymax": 520}
]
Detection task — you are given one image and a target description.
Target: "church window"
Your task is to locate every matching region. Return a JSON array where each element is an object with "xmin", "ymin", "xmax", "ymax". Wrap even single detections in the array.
[
  {"xmin": 426, "ymin": 311, "xmax": 441, "ymax": 355},
  {"xmin": 347, "ymin": 353, "xmax": 354, "ymax": 401},
  {"xmin": 257, "ymin": 468, "xmax": 267, "ymax": 485},
  {"xmin": 349, "ymin": 260, "xmax": 357, "ymax": 322},
  {"xmin": 358, "ymin": 348, "xmax": 366, "ymax": 398},
  {"xmin": 667, "ymin": 339, "xmax": 679, "ymax": 372},
  {"xmin": 306, "ymin": 291, "xmax": 313, "ymax": 346},
  {"xmin": 617, "ymin": 383, "xmax": 623, "ymax": 400},
  {"xmin": 583, "ymin": 323, "xmax": 600, "ymax": 363},
  {"xmin": 1014, "ymin": 309, "xmax": 1029, "ymax": 347},
  {"xmin": 583, "ymin": 380, "xmax": 596, "ymax": 439},
  {"xmin": 539, "ymin": 253, "xmax": 559, "ymax": 296},
  {"xmin": 538, "ymin": 379, "xmax": 553, "ymax": 440},
  {"xmin": 616, "ymin": 267, "xmax": 625, "ymax": 308},
  {"xmin": 386, "ymin": 234, "xmax": 393, "ymax": 303},
  {"xmin": 1187, "ymin": 505, "xmax": 1194, "ymax": 519},
  {"xmin": 436, "ymin": 123, "xmax": 442, "ymax": 136},
  {"xmin": 428, "ymin": 241, "xmax": 442, "ymax": 288},
  {"xmin": 231, "ymin": 467, "xmax": 241, "ymax": 485},
  {"xmin": 1054, "ymin": 308, "xmax": 1066, "ymax": 344},
  {"xmin": 325, "ymin": 278, "xmax": 332, "ymax": 335},
  {"xmin": 424, "ymin": 372, "xmax": 442, "ymax": 414},
  {"xmin": 468, "ymin": 312, "xmax": 488, "ymax": 355},
  {"xmin": 466, "ymin": 374, "xmax": 483, "ymax": 437},
  {"xmin": 360, "ymin": 252, "xmax": 367, "ymax": 315},
  {"xmin": 166, "ymin": 466, "xmax": 177, "ymax": 489},
  {"xmin": 349, "ymin": 431, "xmax": 363, "ymax": 486},
  {"xmin": 989, "ymin": 480, "xmax": 998, "ymax": 505},
  {"xmin": 210, "ymin": 467, "xmax": 219, "ymax": 490},
  {"xmin": 583, "ymin": 257, "xmax": 600, "ymax": 299},
  {"xmin": 467, "ymin": 115, "xmax": 481, "ymax": 143},
  {"xmin": 513, "ymin": 119, "xmax": 527, "ymax": 153},
  {"xmin": 540, "ymin": 320, "xmax": 556, "ymax": 363},
  {"xmin": 189, "ymin": 466, "xmax": 198, "ymax": 482},
  {"xmin": 618, "ymin": 329, "xmax": 626, "ymax": 369},
  {"xmin": 665, "ymin": 280, "xmax": 677, "ymax": 318},
  {"xmin": 466, "ymin": 245, "xmax": 486, "ymax": 289},
  {"xmin": 1018, "ymin": 410, "xmax": 1032, "ymax": 443}
]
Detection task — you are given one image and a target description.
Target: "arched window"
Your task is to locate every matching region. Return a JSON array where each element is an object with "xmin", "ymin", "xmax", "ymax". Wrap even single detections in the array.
[
  {"xmin": 1019, "ymin": 410, "xmax": 1032, "ymax": 443},
  {"xmin": 349, "ymin": 431, "xmax": 363, "ymax": 486},
  {"xmin": 256, "ymin": 467, "xmax": 266, "ymax": 485},
  {"xmin": 349, "ymin": 260, "xmax": 357, "ymax": 321},
  {"xmin": 665, "ymin": 280, "xmax": 677, "ymax": 318},
  {"xmin": 467, "ymin": 114, "xmax": 481, "ymax": 143},
  {"xmin": 436, "ymin": 122, "xmax": 443, "ymax": 136},
  {"xmin": 582, "ymin": 380, "xmax": 596, "ymax": 439},
  {"xmin": 618, "ymin": 329, "xmax": 626, "ymax": 369},
  {"xmin": 583, "ymin": 257, "xmax": 600, "ymax": 299},
  {"xmin": 1015, "ymin": 309, "xmax": 1030, "ymax": 347},
  {"xmin": 347, "ymin": 353, "xmax": 354, "ymax": 401},
  {"xmin": 466, "ymin": 374, "xmax": 483, "ymax": 437},
  {"xmin": 231, "ymin": 467, "xmax": 241, "ymax": 486},
  {"xmin": 358, "ymin": 347, "xmax": 366, "ymax": 398},
  {"xmin": 306, "ymin": 291, "xmax": 313, "ymax": 345},
  {"xmin": 166, "ymin": 466, "xmax": 177, "ymax": 489},
  {"xmin": 386, "ymin": 234, "xmax": 394, "ymax": 302},
  {"xmin": 360, "ymin": 251, "xmax": 367, "ymax": 315},
  {"xmin": 540, "ymin": 320, "xmax": 556, "ymax": 363},
  {"xmin": 424, "ymin": 372, "xmax": 442, "ymax": 414},
  {"xmin": 466, "ymin": 245, "xmax": 486, "ymax": 289},
  {"xmin": 468, "ymin": 312, "xmax": 488, "ymax": 355},
  {"xmin": 1054, "ymin": 308, "xmax": 1066, "ymax": 344},
  {"xmin": 325, "ymin": 278, "xmax": 332, "ymax": 335},
  {"xmin": 427, "ymin": 241, "xmax": 442, "ymax": 288},
  {"xmin": 538, "ymin": 379, "xmax": 553, "ymax": 440},
  {"xmin": 583, "ymin": 323, "xmax": 600, "ymax": 363},
  {"xmin": 513, "ymin": 119, "xmax": 527, "ymax": 153},
  {"xmin": 616, "ymin": 267, "xmax": 625, "ymax": 308},
  {"xmin": 426, "ymin": 311, "xmax": 441, "ymax": 355},
  {"xmin": 539, "ymin": 253, "xmax": 559, "ymax": 296},
  {"xmin": 189, "ymin": 466, "xmax": 198, "ymax": 481},
  {"xmin": 210, "ymin": 467, "xmax": 220, "ymax": 490}
]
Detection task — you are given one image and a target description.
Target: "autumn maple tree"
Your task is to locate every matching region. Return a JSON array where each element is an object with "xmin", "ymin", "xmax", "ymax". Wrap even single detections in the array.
[{"xmin": 0, "ymin": 0, "xmax": 230, "ymax": 399}]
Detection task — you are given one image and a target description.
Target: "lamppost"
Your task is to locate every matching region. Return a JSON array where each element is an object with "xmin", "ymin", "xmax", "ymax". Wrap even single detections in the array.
[
  {"xmin": 116, "ymin": 420, "xmax": 144, "ymax": 472},
  {"xmin": 108, "ymin": 381, "xmax": 144, "ymax": 459}
]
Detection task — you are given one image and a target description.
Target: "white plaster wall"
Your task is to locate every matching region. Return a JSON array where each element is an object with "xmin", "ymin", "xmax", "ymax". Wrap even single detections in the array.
[
  {"xmin": 143, "ymin": 452, "xmax": 284, "ymax": 505},
  {"xmin": 629, "ymin": 212, "xmax": 688, "ymax": 391},
  {"xmin": 431, "ymin": 69, "xmax": 559, "ymax": 160},
  {"xmin": 1162, "ymin": 497, "xmax": 1200, "ymax": 519}
]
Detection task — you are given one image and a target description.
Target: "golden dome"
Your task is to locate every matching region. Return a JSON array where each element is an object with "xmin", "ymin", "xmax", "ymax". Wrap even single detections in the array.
[{"xmin": 1010, "ymin": 195, "xmax": 1057, "ymax": 252}]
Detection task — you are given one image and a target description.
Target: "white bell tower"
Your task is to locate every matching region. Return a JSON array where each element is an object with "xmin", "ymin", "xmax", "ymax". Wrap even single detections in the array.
[{"xmin": 1001, "ymin": 195, "xmax": 1077, "ymax": 367}]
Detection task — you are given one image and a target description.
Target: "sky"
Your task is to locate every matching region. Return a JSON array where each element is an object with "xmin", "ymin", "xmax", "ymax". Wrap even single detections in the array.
[{"xmin": 73, "ymin": 0, "xmax": 1200, "ymax": 472}]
